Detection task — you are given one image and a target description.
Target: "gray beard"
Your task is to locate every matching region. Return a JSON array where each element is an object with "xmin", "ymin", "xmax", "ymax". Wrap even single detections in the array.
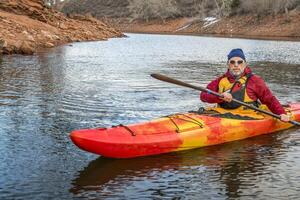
[
  {"xmin": 229, "ymin": 69, "xmax": 244, "ymax": 79},
  {"xmin": 229, "ymin": 70, "xmax": 242, "ymax": 79}
]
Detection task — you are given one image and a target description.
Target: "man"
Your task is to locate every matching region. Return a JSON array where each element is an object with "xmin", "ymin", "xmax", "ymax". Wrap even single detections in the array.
[{"xmin": 200, "ymin": 48, "xmax": 290, "ymax": 122}]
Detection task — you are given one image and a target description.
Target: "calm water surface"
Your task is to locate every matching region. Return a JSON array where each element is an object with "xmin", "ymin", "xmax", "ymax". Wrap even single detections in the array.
[{"xmin": 0, "ymin": 33, "xmax": 300, "ymax": 199}]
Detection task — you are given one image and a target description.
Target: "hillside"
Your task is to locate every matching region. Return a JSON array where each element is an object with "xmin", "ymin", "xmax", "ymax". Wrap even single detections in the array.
[
  {"xmin": 114, "ymin": 13, "xmax": 300, "ymax": 40},
  {"xmin": 62, "ymin": 0, "xmax": 206, "ymax": 18},
  {"xmin": 62, "ymin": 0, "xmax": 300, "ymax": 40},
  {"xmin": 62, "ymin": 0, "xmax": 130, "ymax": 18},
  {"xmin": 0, "ymin": 0, "xmax": 123, "ymax": 55}
]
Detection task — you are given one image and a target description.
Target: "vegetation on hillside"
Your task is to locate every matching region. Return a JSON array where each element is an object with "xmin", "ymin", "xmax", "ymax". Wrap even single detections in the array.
[
  {"xmin": 62, "ymin": 0, "xmax": 130, "ymax": 18},
  {"xmin": 128, "ymin": 0, "xmax": 179, "ymax": 22},
  {"xmin": 234, "ymin": 0, "xmax": 300, "ymax": 15},
  {"xmin": 61, "ymin": 0, "xmax": 300, "ymax": 21}
]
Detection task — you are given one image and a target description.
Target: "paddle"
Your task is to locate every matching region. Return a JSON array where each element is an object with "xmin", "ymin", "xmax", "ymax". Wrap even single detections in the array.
[{"xmin": 151, "ymin": 73, "xmax": 300, "ymax": 126}]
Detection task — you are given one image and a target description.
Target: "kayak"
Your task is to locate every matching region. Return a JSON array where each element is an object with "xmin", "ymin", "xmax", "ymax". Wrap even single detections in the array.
[{"xmin": 70, "ymin": 103, "xmax": 300, "ymax": 158}]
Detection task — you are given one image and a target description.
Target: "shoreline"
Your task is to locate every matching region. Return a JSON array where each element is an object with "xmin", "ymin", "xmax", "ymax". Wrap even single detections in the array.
[
  {"xmin": 0, "ymin": 0, "xmax": 124, "ymax": 55},
  {"xmin": 124, "ymin": 31, "xmax": 300, "ymax": 42},
  {"xmin": 111, "ymin": 14, "xmax": 300, "ymax": 42},
  {"xmin": 2, "ymin": 2, "xmax": 300, "ymax": 56}
]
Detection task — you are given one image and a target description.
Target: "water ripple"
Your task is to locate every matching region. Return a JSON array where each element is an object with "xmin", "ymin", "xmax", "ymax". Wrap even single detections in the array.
[{"xmin": 0, "ymin": 33, "xmax": 300, "ymax": 199}]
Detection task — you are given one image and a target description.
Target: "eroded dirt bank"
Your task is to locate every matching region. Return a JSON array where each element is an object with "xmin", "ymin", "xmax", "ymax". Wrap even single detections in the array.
[
  {"xmin": 112, "ymin": 13, "xmax": 300, "ymax": 40},
  {"xmin": 0, "ymin": 0, "xmax": 124, "ymax": 55}
]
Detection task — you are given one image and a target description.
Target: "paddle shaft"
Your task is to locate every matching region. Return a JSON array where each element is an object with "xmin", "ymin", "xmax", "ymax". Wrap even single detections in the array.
[{"xmin": 151, "ymin": 73, "xmax": 300, "ymax": 126}]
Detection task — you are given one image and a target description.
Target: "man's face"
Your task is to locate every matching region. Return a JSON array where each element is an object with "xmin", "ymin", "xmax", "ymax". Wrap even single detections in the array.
[{"xmin": 228, "ymin": 56, "xmax": 246, "ymax": 76}]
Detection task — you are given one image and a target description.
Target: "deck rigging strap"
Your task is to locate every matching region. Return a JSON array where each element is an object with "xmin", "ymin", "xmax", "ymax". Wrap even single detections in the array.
[
  {"xmin": 166, "ymin": 116, "xmax": 180, "ymax": 133},
  {"xmin": 119, "ymin": 124, "xmax": 136, "ymax": 136},
  {"xmin": 181, "ymin": 114, "xmax": 204, "ymax": 128},
  {"xmin": 166, "ymin": 114, "xmax": 204, "ymax": 133}
]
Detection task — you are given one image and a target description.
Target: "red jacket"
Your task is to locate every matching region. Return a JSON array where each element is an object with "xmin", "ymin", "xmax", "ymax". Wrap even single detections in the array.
[{"xmin": 200, "ymin": 66, "xmax": 286, "ymax": 115}]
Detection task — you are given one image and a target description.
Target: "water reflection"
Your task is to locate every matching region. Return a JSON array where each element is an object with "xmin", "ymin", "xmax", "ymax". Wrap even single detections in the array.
[
  {"xmin": 70, "ymin": 132, "xmax": 294, "ymax": 199},
  {"xmin": 0, "ymin": 33, "xmax": 300, "ymax": 199}
]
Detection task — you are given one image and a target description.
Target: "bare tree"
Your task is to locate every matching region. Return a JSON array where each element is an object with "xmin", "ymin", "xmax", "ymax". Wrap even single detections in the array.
[
  {"xmin": 128, "ymin": 0, "xmax": 179, "ymax": 22},
  {"xmin": 60, "ymin": 0, "xmax": 300, "ymax": 20},
  {"xmin": 238, "ymin": 0, "xmax": 299, "ymax": 16}
]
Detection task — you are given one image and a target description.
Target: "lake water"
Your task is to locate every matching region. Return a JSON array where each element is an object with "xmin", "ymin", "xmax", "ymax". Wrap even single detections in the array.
[{"xmin": 0, "ymin": 33, "xmax": 300, "ymax": 199}]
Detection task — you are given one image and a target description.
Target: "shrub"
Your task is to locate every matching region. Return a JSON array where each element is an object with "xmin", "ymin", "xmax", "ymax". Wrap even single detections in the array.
[
  {"xmin": 128, "ymin": 0, "xmax": 180, "ymax": 21},
  {"xmin": 237, "ymin": 0, "xmax": 300, "ymax": 16}
]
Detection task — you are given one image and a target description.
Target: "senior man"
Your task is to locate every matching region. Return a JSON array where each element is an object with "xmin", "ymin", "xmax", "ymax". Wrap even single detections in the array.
[{"xmin": 200, "ymin": 48, "xmax": 290, "ymax": 122}]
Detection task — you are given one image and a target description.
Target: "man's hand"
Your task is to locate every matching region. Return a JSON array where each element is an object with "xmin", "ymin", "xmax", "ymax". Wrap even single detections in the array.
[
  {"xmin": 221, "ymin": 92, "xmax": 233, "ymax": 102},
  {"xmin": 280, "ymin": 114, "xmax": 291, "ymax": 122}
]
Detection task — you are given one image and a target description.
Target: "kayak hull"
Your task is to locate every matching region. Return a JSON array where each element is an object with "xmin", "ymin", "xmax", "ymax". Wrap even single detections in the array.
[{"xmin": 70, "ymin": 103, "xmax": 300, "ymax": 158}]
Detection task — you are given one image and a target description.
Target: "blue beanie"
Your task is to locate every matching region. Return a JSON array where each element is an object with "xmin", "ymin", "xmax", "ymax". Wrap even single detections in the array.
[{"xmin": 227, "ymin": 48, "xmax": 246, "ymax": 61}]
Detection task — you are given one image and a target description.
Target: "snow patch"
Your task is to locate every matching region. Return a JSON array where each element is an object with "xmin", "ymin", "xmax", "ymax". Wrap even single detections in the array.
[
  {"xmin": 175, "ymin": 24, "xmax": 192, "ymax": 32},
  {"xmin": 203, "ymin": 17, "xmax": 219, "ymax": 28}
]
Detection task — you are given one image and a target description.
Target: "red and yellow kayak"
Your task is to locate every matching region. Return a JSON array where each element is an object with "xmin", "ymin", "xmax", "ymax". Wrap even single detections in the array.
[{"xmin": 70, "ymin": 103, "xmax": 300, "ymax": 158}]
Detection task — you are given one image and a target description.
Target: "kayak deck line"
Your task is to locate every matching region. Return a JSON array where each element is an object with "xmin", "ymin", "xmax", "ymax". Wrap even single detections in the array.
[
  {"xmin": 112, "ymin": 124, "xmax": 136, "ymax": 136},
  {"xmin": 181, "ymin": 114, "xmax": 204, "ymax": 127},
  {"xmin": 165, "ymin": 114, "xmax": 204, "ymax": 133},
  {"xmin": 165, "ymin": 116, "xmax": 180, "ymax": 133}
]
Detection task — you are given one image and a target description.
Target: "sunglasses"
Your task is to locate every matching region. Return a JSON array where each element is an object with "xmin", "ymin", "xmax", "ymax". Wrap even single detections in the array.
[{"xmin": 229, "ymin": 60, "xmax": 244, "ymax": 65}]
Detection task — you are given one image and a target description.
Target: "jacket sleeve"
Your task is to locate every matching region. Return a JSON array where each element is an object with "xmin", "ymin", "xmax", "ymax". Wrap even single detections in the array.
[
  {"xmin": 252, "ymin": 76, "xmax": 286, "ymax": 115},
  {"xmin": 200, "ymin": 78, "xmax": 223, "ymax": 103}
]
